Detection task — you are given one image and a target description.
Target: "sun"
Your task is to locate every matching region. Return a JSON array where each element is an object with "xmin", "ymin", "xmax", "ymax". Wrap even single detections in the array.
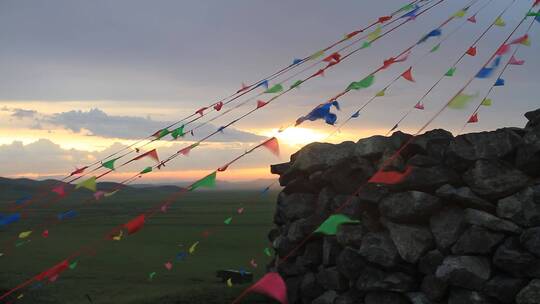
[{"xmin": 263, "ymin": 127, "xmax": 327, "ymax": 147}]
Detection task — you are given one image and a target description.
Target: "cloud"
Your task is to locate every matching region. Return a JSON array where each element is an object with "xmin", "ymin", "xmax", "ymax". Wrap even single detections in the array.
[
  {"xmin": 11, "ymin": 108, "xmax": 37, "ymax": 119},
  {"xmin": 45, "ymin": 108, "xmax": 264, "ymax": 142}
]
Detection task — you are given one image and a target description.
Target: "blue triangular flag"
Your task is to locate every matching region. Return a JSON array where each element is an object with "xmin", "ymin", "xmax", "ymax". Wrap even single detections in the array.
[
  {"xmin": 418, "ymin": 28, "xmax": 442, "ymax": 44},
  {"xmin": 218, "ymin": 126, "xmax": 226, "ymax": 133},
  {"xmin": 476, "ymin": 67, "xmax": 495, "ymax": 78},
  {"xmin": 257, "ymin": 80, "xmax": 269, "ymax": 89},
  {"xmin": 494, "ymin": 78, "xmax": 505, "ymax": 86},
  {"xmin": 292, "ymin": 58, "xmax": 303, "ymax": 65},
  {"xmin": 351, "ymin": 111, "xmax": 360, "ymax": 118}
]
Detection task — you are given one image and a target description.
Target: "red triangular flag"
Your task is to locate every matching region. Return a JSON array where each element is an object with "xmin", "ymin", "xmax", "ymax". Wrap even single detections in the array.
[
  {"xmin": 179, "ymin": 144, "xmax": 197, "ymax": 156},
  {"xmin": 323, "ymin": 52, "xmax": 341, "ymax": 63},
  {"xmin": 466, "ymin": 46, "xmax": 477, "ymax": 56},
  {"xmin": 400, "ymin": 67, "xmax": 415, "ymax": 82},
  {"xmin": 257, "ymin": 100, "xmax": 268, "ymax": 109},
  {"xmin": 368, "ymin": 166, "xmax": 413, "ymax": 184},
  {"xmin": 535, "ymin": 0, "xmax": 540, "ymax": 6},
  {"xmin": 52, "ymin": 185, "xmax": 65, "ymax": 197},
  {"xmin": 345, "ymin": 30, "xmax": 362, "ymax": 39},
  {"xmin": 261, "ymin": 137, "xmax": 280, "ymax": 156},
  {"xmin": 123, "ymin": 214, "xmax": 145, "ymax": 235},
  {"xmin": 213, "ymin": 102, "xmax": 223, "ymax": 111},
  {"xmin": 35, "ymin": 260, "xmax": 70, "ymax": 281},
  {"xmin": 508, "ymin": 55, "xmax": 524, "ymax": 65},
  {"xmin": 378, "ymin": 15, "xmax": 392, "ymax": 23},
  {"xmin": 510, "ymin": 34, "xmax": 528, "ymax": 45},
  {"xmin": 414, "ymin": 102, "xmax": 424, "ymax": 110},
  {"xmin": 217, "ymin": 164, "xmax": 229, "ymax": 172},
  {"xmin": 495, "ymin": 44, "xmax": 510, "ymax": 56},
  {"xmin": 132, "ymin": 149, "xmax": 159, "ymax": 163},
  {"xmin": 195, "ymin": 107, "xmax": 208, "ymax": 116},
  {"xmin": 247, "ymin": 273, "xmax": 288, "ymax": 304},
  {"xmin": 69, "ymin": 166, "xmax": 88, "ymax": 177},
  {"xmin": 467, "ymin": 113, "xmax": 478, "ymax": 123},
  {"xmin": 312, "ymin": 69, "xmax": 325, "ymax": 78},
  {"xmin": 42, "ymin": 230, "xmax": 49, "ymax": 238},
  {"xmin": 467, "ymin": 14, "xmax": 477, "ymax": 23},
  {"xmin": 236, "ymin": 82, "xmax": 249, "ymax": 93}
]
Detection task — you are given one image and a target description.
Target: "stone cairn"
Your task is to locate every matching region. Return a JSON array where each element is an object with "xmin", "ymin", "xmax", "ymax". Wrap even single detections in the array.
[{"xmin": 267, "ymin": 109, "xmax": 540, "ymax": 304}]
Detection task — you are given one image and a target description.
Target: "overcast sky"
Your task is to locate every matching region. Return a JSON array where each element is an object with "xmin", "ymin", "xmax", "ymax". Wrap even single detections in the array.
[{"xmin": 0, "ymin": 0, "xmax": 538, "ymax": 182}]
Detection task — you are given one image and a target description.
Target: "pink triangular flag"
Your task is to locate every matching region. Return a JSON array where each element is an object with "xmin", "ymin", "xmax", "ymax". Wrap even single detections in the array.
[
  {"xmin": 236, "ymin": 82, "xmax": 249, "ymax": 93},
  {"xmin": 467, "ymin": 14, "xmax": 477, "ymax": 23},
  {"xmin": 247, "ymin": 273, "xmax": 288, "ymax": 304},
  {"xmin": 261, "ymin": 137, "xmax": 280, "ymax": 156},
  {"xmin": 510, "ymin": 34, "xmax": 528, "ymax": 45},
  {"xmin": 195, "ymin": 107, "xmax": 208, "ymax": 116},
  {"xmin": 52, "ymin": 185, "xmax": 65, "ymax": 197},
  {"xmin": 508, "ymin": 55, "xmax": 524, "ymax": 65},
  {"xmin": 160, "ymin": 203, "xmax": 169, "ymax": 213},
  {"xmin": 495, "ymin": 44, "xmax": 510, "ymax": 56},
  {"xmin": 401, "ymin": 67, "xmax": 415, "ymax": 82},
  {"xmin": 42, "ymin": 230, "xmax": 49, "ymax": 238},
  {"xmin": 94, "ymin": 191, "xmax": 105, "ymax": 200},
  {"xmin": 213, "ymin": 101, "xmax": 224, "ymax": 111},
  {"xmin": 414, "ymin": 102, "xmax": 424, "ymax": 110},
  {"xmin": 256, "ymin": 100, "xmax": 268, "ymax": 109},
  {"xmin": 250, "ymin": 259, "xmax": 258, "ymax": 268},
  {"xmin": 237, "ymin": 208, "xmax": 244, "ymax": 214},
  {"xmin": 164, "ymin": 261, "xmax": 173, "ymax": 270}
]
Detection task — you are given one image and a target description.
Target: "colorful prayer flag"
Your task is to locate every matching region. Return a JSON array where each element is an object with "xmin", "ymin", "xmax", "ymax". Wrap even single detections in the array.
[
  {"xmin": 58, "ymin": 210, "xmax": 78, "ymax": 220},
  {"xmin": 52, "ymin": 185, "xmax": 66, "ymax": 197},
  {"xmin": 375, "ymin": 88, "xmax": 386, "ymax": 97},
  {"xmin": 414, "ymin": 102, "xmax": 425, "ymax": 110},
  {"xmin": 494, "ymin": 78, "xmax": 505, "ymax": 86},
  {"xmin": 360, "ymin": 41, "xmax": 371, "ymax": 49},
  {"xmin": 261, "ymin": 137, "xmax": 280, "ymax": 156},
  {"xmin": 368, "ymin": 166, "xmax": 413, "ymax": 184},
  {"xmin": 481, "ymin": 98, "xmax": 492, "ymax": 106},
  {"xmin": 19, "ymin": 231, "xmax": 32, "ymax": 239},
  {"xmin": 224, "ymin": 217, "xmax": 232, "ymax": 225},
  {"xmin": 448, "ymin": 92, "xmax": 478, "ymax": 109},
  {"xmin": 314, "ymin": 214, "xmax": 360, "ymax": 235},
  {"xmin": 378, "ymin": 15, "xmax": 392, "ymax": 23},
  {"xmin": 190, "ymin": 172, "xmax": 217, "ymax": 191},
  {"xmin": 189, "ymin": 241, "xmax": 199, "ymax": 254},
  {"xmin": 264, "ymin": 247, "xmax": 272, "ymax": 257},
  {"xmin": 430, "ymin": 43, "xmax": 441, "ymax": 53},
  {"xmin": 351, "ymin": 110, "xmax": 360, "ymax": 118},
  {"xmin": 246, "ymin": 273, "xmax": 288, "ymax": 304},
  {"xmin": 467, "ymin": 113, "xmax": 479, "ymax": 123},
  {"xmin": 76, "ymin": 176, "xmax": 97, "ymax": 192},
  {"xmin": 508, "ymin": 55, "xmax": 524, "ymax": 65},
  {"xmin": 69, "ymin": 166, "xmax": 88, "ymax": 177},
  {"xmin": 418, "ymin": 28, "xmax": 442, "ymax": 44},
  {"xmin": 445, "ymin": 67, "xmax": 456, "ymax": 77},
  {"xmin": 171, "ymin": 125, "xmax": 185, "ymax": 139},
  {"xmin": 510, "ymin": 34, "xmax": 529, "ymax": 45},
  {"xmin": 401, "ymin": 67, "xmax": 415, "ymax": 82},
  {"xmin": 309, "ymin": 50, "xmax": 324, "ymax": 60},
  {"xmin": 367, "ymin": 26, "xmax": 381, "ymax": 42},
  {"xmin": 195, "ymin": 107, "xmax": 208, "ymax": 116},
  {"xmin": 290, "ymin": 80, "xmax": 303, "ymax": 89},
  {"xmin": 494, "ymin": 17, "xmax": 506, "ymax": 26},
  {"xmin": 124, "ymin": 214, "xmax": 145, "ymax": 235},
  {"xmin": 466, "ymin": 46, "xmax": 477, "ymax": 56},
  {"xmin": 35, "ymin": 260, "xmax": 70, "ymax": 282},
  {"xmin": 102, "ymin": 158, "xmax": 120, "ymax": 170},
  {"xmin": 453, "ymin": 9, "xmax": 466, "ymax": 18},
  {"xmin": 265, "ymin": 84, "xmax": 284, "ymax": 94},
  {"xmin": 346, "ymin": 75, "xmax": 375, "ymax": 90},
  {"xmin": 140, "ymin": 166, "xmax": 152, "ymax": 174},
  {"xmin": 467, "ymin": 14, "xmax": 477, "ymax": 23}
]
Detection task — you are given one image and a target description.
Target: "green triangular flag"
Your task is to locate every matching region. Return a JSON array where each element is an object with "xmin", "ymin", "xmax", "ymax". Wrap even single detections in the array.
[
  {"xmin": 430, "ymin": 43, "xmax": 441, "ymax": 53},
  {"xmin": 102, "ymin": 157, "xmax": 120, "ymax": 170},
  {"xmin": 360, "ymin": 41, "xmax": 371, "ymax": 49},
  {"xmin": 445, "ymin": 67, "xmax": 456, "ymax": 77},
  {"xmin": 149, "ymin": 272, "xmax": 156, "ymax": 281},
  {"xmin": 171, "ymin": 125, "xmax": 185, "ymax": 139},
  {"xmin": 453, "ymin": 9, "xmax": 466, "ymax": 18},
  {"xmin": 309, "ymin": 50, "xmax": 324, "ymax": 60},
  {"xmin": 155, "ymin": 129, "xmax": 170, "ymax": 139},
  {"xmin": 76, "ymin": 176, "xmax": 97, "ymax": 192},
  {"xmin": 190, "ymin": 172, "xmax": 216, "ymax": 191},
  {"xmin": 526, "ymin": 11, "xmax": 540, "ymax": 17},
  {"xmin": 314, "ymin": 214, "xmax": 360, "ymax": 235},
  {"xmin": 265, "ymin": 84, "xmax": 283, "ymax": 94},
  {"xmin": 263, "ymin": 247, "xmax": 272, "ymax": 257},
  {"xmin": 398, "ymin": 3, "xmax": 415, "ymax": 13},
  {"xmin": 224, "ymin": 217, "xmax": 232, "ymax": 225},
  {"xmin": 140, "ymin": 166, "xmax": 152, "ymax": 174},
  {"xmin": 69, "ymin": 261, "xmax": 78, "ymax": 270},
  {"xmin": 481, "ymin": 98, "xmax": 492, "ymax": 106},
  {"xmin": 347, "ymin": 75, "xmax": 375, "ymax": 91},
  {"xmin": 290, "ymin": 80, "xmax": 303, "ymax": 89}
]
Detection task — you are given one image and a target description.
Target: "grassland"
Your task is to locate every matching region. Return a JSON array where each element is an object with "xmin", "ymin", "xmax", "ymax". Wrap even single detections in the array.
[{"xmin": 0, "ymin": 187, "xmax": 279, "ymax": 304}]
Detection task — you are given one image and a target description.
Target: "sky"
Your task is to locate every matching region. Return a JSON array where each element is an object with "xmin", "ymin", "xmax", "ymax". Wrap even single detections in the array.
[{"xmin": 0, "ymin": 0, "xmax": 538, "ymax": 183}]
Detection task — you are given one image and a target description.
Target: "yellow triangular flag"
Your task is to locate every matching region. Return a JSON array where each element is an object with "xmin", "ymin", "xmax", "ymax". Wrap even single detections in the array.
[
  {"xmin": 521, "ymin": 37, "xmax": 531, "ymax": 46},
  {"xmin": 375, "ymin": 88, "xmax": 386, "ymax": 97},
  {"xmin": 494, "ymin": 17, "xmax": 506, "ymax": 27},
  {"xmin": 19, "ymin": 231, "xmax": 32, "ymax": 239},
  {"xmin": 227, "ymin": 278, "xmax": 233, "ymax": 287},
  {"xmin": 189, "ymin": 241, "xmax": 199, "ymax": 254},
  {"xmin": 309, "ymin": 50, "xmax": 324, "ymax": 60},
  {"xmin": 453, "ymin": 9, "xmax": 466, "ymax": 18},
  {"xmin": 367, "ymin": 26, "xmax": 382, "ymax": 42},
  {"xmin": 481, "ymin": 98, "xmax": 492, "ymax": 106},
  {"xmin": 112, "ymin": 230, "xmax": 123, "ymax": 241},
  {"xmin": 76, "ymin": 176, "xmax": 97, "ymax": 192}
]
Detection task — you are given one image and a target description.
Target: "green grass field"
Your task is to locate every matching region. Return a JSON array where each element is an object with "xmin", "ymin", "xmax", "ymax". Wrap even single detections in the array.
[{"xmin": 0, "ymin": 189, "xmax": 279, "ymax": 303}]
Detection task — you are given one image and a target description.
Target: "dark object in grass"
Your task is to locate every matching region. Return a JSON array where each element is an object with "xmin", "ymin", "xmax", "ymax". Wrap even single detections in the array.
[{"xmin": 216, "ymin": 269, "xmax": 253, "ymax": 284}]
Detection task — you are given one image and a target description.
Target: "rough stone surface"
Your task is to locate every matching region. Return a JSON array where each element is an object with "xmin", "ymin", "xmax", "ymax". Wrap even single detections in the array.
[
  {"xmin": 268, "ymin": 109, "xmax": 540, "ymax": 304},
  {"xmin": 435, "ymin": 255, "xmax": 491, "ymax": 290},
  {"xmin": 379, "ymin": 191, "xmax": 442, "ymax": 223}
]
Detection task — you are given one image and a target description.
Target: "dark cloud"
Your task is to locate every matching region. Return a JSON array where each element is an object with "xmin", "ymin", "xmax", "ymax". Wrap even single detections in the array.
[{"xmin": 46, "ymin": 108, "xmax": 264, "ymax": 142}]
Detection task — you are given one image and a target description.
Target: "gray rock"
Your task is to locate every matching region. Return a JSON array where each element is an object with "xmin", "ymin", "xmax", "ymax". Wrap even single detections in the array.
[
  {"xmin": 316, "ymin": 266, "xmax": 348, "ymax": 291},
  {"xmin": 331, "ymin": 195, "xmax": 362, "ymax": 219},
  {"xmin": 335, "ymin": 290, "xmax": 363, "ymax": 304},
  {"xmin": 451, "ymin": 226, "xmax": 505, "ymax": 254},
  {"xmin": 355, "ymin": 266, "xmax": 416, "ymax": 292},
  {"xmin": 323, "ymin": 237, "xmax": 342, "ymax": 266},
  {"xmin": 448, "ymin": 289, "xmax": 497, "ymax": 304},
  {"xmin": 516, "ymin": 279, "xmax": 540, "ymax": 304},
  {"xmin": 483, "ymin": 275, "xmax": 527, "ymax": 303},
  {"xmin": 465, "ymin": 208, "xmax": 522, "ymax": 234},
  {"xmin": 355, "ymin": 135, "xmax": 395, "ymax": 159},
  {"xmin": 336, "ymin": 224, "xmax": 365, "ymax": 248},
  {"xmin": 399, "ymin": 165, "xmax": 461, "ymax": 192},
  {"xmin": 280, "ymin": 193, "xmax": 317, "ymax": 221},
  {"xmin": 316, "ymin": 187, "xmax": 336, "ymax": 215},
  {"xmin": 498, "ymin": 186, "xmax": 540, "ymax": 227},
  {"xmin": 336, "ymin": 247, "xmax": 365, "ymax": 281},
  {"xmin": 407, "ymin": 154, "xmax": 441, "ymax": 167},
  {"xmin": 290, "ymin": 141, "xmax": 356, "ymax": 172},
  {"xmin": 300, "ymin": 272, "xmax": 324, "ymax": 300},
  {"xmin": 430, "ymin": 207, "xmax": 468, "ymax": 251},
  {"xmin": 419, "ymin": 250, "xmax": 445, "ymax": 275},
  {"xmin": 447, "ymin": 129, "xmax": 522, "ymax": 161},
  {"xmin": 406, "ymin": 292, "xmax": 433, "ymax": 304},
  {"xmin": 435, "ymin": 184, "xmax": 495, "ymax": 212},
  {"xmin": 359, "ymin": 232, "xmax": 401, "ymax": 268},
  {"xmin": 312, "ymin": 290, "xmax": 338, "ymax": 304},
  {"xmin": 285, "ymin": 276, "xmax": 302, "ymax": 304},
  {"xmin": 384, "ymin": 220, "xmax": 435, "ymax": 263},
  {"xmin": 408, "ymin": 129, "xmax": 454, "ymax": 159},
  {"xmin": 516, "ymin": 143, "xmax": 540, "ymax": 177},
  {"xmin": 421, "ymin": 274, "xmax": 448, "ymax": 301},
  {"xmin": 525, "ymin": 108, "xmax": 540, "ymax": 129},
  {"xmin": 521, "ymin": 227, "xmax": 540, "ymax": 257},
  {"xmin": 435, "ymin": 256, "xmax": 491, "ymax": 290},
  {"xmin": 493, "ymin": 237, "xmax": 540, "ymax": 278},
  {"xmin": 270, "ymin": 162, "xmax": 291, "ymax": 175},
  {"xmin": 379, "ymin": 191, "xmax": 442, "ymax": 223},
  {"xmin": 287, "ymin": 217, "xmax": 319, "ymax": 242},
  {"xmin": 463, "ymin": 159, "xmax": 529, "ymax": 199},
  {"xmin": 364, "ymin": 292, "xmax": 410, "ymax": 304},
  {"xmin": 323, "ymin": 158, "xmax": 374, "ymax": 194}
]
